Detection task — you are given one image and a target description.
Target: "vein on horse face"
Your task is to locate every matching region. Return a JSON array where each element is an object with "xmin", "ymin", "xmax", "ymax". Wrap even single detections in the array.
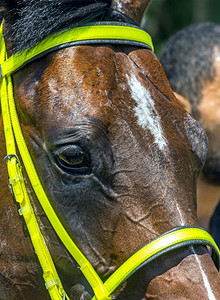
[
  {"xmin": 126, "ymin": 73, "xmax": 167, "ymax": 151},
  {"xmin": 175, "ymin": 202, "xmax": 187, "ymax": 226}
]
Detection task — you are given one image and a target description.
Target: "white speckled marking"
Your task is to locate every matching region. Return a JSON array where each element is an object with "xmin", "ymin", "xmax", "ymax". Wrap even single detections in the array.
[{"xmin": 127, "ymin": 74, "xmax": 167, "ymax": 150}]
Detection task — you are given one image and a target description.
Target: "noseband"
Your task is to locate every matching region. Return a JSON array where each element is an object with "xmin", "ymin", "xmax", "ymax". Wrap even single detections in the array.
[{"xmin": 0, "ymin": 22, "xmax": 219, "ymax": 300}]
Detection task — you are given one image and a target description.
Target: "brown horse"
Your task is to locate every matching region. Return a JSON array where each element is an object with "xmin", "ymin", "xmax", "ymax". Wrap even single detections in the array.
[{"xmin": 1, "ymin": 1, "xmax": 220, "ymax": 299}]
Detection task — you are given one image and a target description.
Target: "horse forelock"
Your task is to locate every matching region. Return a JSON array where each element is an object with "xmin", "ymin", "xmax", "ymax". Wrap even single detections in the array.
[{"xmin": 1, "ymin": 0, "xmax": 136, "ymax": 54}]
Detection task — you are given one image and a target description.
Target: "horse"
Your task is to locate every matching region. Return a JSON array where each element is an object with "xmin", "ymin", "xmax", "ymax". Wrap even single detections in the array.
[{"xmin": 0, "ymin": 1, "xmax": 220, "ymax": 299}]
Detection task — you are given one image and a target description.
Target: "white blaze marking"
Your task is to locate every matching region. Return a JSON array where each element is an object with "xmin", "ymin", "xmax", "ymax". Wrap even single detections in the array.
[
  {"xmin": 191, "ymin": 246, "xmax": 216, "ymax": 300},
  {"xmin": 127, "ymin": 74, "xmax": 167, "ymax": 150}
]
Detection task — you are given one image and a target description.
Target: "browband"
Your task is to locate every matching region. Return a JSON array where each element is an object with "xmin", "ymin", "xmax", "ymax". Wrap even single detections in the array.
[{"xmin": 0, "ymin": 22, "xmax": 154, "ymax": 77}]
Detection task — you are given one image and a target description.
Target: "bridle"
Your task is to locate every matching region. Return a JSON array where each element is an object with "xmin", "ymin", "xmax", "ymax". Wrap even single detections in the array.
[{"xmin": 0, "ymin": 22, "xmax": 219, "ymax": 300}]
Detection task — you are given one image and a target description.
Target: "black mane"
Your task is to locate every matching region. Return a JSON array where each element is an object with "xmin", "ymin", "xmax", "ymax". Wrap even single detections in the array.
[{"xmin": 1, "ymin": 0, "xmax": 135, "ymax": 53}]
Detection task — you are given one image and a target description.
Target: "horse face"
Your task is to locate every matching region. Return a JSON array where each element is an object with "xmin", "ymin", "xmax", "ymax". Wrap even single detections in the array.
[
  {"xmin": 13, "ymin": 45, "xmax": 213, "ymax": 298},
  {"xmin": 14, "ymin": 45, "xmax": 207, "ymax": 258},
  {"xmin": 1, "ymin": 1, "xmax": 220, "ymax": 299}
]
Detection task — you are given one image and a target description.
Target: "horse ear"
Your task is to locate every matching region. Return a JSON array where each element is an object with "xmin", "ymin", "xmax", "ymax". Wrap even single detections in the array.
[{"xmin": 111, "ymin": 0, "xmax": 151, "ymax": 25}]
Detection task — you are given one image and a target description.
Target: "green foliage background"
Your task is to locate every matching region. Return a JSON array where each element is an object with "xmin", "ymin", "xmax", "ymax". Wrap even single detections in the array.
[{"xmin": 143, "ymin": 0, "xmax": 220, "ymax": 55}]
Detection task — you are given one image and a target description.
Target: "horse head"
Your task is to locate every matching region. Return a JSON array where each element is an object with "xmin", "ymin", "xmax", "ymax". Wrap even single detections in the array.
[{"xmin": 0, "ymin": 1, "xmax": 220, "ymax": 299}]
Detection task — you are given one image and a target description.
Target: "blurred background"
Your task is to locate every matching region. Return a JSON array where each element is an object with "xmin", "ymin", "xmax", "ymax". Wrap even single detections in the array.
[{"xmin": 143, "ymin": 0, "xmax": 220, "ymax": 55}]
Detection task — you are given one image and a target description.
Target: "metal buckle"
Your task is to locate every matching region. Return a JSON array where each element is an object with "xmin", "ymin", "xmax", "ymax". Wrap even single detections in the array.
[
  {"xmin": 4, "ymin": 154, "xmax": 21, "ymax": 166},
  {"xmin": 45, "ymin": 278, "xmax": 59, "ymax": 289},
  {"xmin": 18, "ymin": 205, "xmax": 33, "ymax": 216}
]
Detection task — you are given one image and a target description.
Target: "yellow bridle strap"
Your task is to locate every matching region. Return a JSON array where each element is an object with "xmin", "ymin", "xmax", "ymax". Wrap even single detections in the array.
[
  {"xmin": 1, "ymin": 22, "xmax": 220, "ymax": 300},
  {"xmin": 0, "ymin": 24, "xmax": 69, "ymax": 300},
  {"xmin": 0, "ymin": 23, "xmax": 154, "ymax": 77}
]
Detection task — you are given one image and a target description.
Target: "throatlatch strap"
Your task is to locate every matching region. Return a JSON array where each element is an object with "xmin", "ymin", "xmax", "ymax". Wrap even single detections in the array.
[{"xmin": 1, "ymin": 22, "xmax": 220, "ymax": 300}]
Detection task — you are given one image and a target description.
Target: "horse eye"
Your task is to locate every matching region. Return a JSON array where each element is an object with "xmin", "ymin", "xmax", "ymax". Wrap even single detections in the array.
[{"xmin": 54, "ymin": 145, "xmax": 90, "ymax": 173}]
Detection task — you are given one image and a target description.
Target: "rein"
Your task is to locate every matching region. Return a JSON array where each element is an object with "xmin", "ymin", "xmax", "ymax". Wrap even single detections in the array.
[{"xmin": 0, "ymin": 22, "xmax": 219, "ymax": 300}]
